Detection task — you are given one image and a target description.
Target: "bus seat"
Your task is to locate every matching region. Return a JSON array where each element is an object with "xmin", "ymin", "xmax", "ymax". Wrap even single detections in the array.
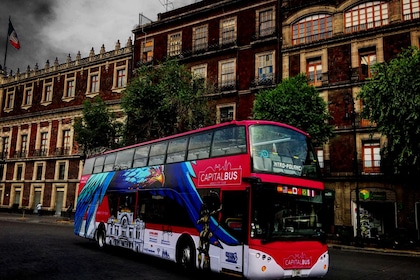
[{"xmin": 254, "ymin": 156, "xmax": 272, "ymax": 171}]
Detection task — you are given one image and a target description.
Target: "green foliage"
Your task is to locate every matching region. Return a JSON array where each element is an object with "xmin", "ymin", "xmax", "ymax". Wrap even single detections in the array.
[
  {"xmin": 74, "ymin": 96, "xmax": 122, "ymax": 157},
  {"xmin": 252, "ymin": 73, "xmax": 333, "ymax": 146},
  {"xmin": 358, "ymin": 46, "xmax": 420, "ymax": 177},
  {"xmin": 121, "ymin": 59, "xmax": 214, "ymax": 144}
]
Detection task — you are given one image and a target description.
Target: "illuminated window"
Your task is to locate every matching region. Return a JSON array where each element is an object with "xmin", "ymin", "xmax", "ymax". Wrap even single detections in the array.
[
  {"xmin": 403, "ymin": 0, "xmax": 420, "ymax": 20},
  {"xmin": 345, "ymin": 1, "xmax": 388, "ymax": 33},
  {"xmin": 168, "ymin": 32, "xmax": 182, "ymax": 56},
  {"xmin": 141, "ymin": 39, "xmax": 154, "ymax": 62},
  {"xmin": 292, "ymin": 14, "xmax": 332, "ymax": 45}
]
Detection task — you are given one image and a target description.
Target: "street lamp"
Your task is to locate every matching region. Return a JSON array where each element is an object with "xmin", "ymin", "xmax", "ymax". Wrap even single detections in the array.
[{"xmin": 343, "ymin": 93, "xmax": 362, "ymax": 246}]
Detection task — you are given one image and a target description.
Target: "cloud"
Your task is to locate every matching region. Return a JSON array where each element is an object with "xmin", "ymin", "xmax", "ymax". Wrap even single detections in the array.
[{"xmin": 0, "ymin": 0, "xmax": 196, "ymax": 74}]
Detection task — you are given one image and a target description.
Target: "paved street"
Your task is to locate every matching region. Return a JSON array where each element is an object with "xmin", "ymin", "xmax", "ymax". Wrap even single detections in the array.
[{"xmin": 1, "ymin": 212, "xmax": 420, "ymax": 280}]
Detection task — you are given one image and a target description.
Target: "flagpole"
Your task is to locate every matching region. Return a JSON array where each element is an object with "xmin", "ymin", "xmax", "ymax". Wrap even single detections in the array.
[{"xmin": 3, "ymin": 16, "xmax": 10, "ymax": 72}]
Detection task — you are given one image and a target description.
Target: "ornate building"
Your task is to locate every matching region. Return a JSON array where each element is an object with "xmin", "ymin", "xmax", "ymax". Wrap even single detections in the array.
[
  {"xmin": 0, "ymin": 39, "xmax": 132, "ymax": 216},
  {"xmin": 133, "ymin": 0, "xmax": 420, "ymax": 237}
]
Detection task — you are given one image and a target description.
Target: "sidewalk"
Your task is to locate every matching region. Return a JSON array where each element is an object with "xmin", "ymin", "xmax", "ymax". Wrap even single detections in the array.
[
  {"xmin": 0, "ymin": 211, "xmax": 73, "ymax": 225},
  {"xmin": 1, "ymin": 212, "xmax": 419, "ymax": 258}
]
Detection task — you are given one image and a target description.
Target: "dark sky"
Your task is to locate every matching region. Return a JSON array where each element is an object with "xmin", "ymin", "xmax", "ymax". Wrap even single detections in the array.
[{"xmin": 0, "ymin": 0, "xmax": 195, "ymax": 75}]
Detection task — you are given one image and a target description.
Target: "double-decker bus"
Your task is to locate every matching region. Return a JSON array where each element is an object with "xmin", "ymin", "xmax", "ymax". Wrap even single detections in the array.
[{"xmin": 74, "ymin": 120, "xmax": 329, "ymax": 279}]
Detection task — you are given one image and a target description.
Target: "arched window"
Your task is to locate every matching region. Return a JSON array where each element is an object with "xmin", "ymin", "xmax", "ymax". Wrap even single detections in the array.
[
  {"xmin": 292, "ymin": 14, "xmax": 332, "ymax": 45},
  {"xmin": 345, "ymin": 1, "xmax": 389, "ymax": 33}
]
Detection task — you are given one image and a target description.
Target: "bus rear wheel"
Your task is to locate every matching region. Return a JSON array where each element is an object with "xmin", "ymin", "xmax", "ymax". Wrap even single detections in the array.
[{"xmin": 177, "ymin": 237, "xmax": 196, "ymax": 270}]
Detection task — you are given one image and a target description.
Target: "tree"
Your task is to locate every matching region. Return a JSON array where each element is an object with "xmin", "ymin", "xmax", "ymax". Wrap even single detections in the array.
[
  {"xmin": 74, "ymin": 96, "xmax": 122, "ymax": 158},
  {"xmin": 358, "ymin": 46, "xmax": 420, "ymax": 178},
  {"xmin": 252, "ymin": 73, "xmax": 333, "ymax": 146},
  {"xmin": 121, "ymin": 59, "xmax": 214, "ymax": 144}
]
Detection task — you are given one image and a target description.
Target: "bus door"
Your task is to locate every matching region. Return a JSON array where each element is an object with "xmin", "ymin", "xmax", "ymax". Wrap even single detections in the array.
[{"xmin": 219, "ymin": 190, "xmax": 249, "ymax": 274}]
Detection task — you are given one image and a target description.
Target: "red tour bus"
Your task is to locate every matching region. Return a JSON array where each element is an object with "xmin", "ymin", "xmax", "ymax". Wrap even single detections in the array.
[{"xmin": 74, "ymin": 120, "xmax": 329, "ymax": 279}]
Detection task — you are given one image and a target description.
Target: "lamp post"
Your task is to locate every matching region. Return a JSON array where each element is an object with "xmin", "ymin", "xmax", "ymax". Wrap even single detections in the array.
[{"xmin": 343, "ymin": 93, "xmax": 362, "ymax": 246}]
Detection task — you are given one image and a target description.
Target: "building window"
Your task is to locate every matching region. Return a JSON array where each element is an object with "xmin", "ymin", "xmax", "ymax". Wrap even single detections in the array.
[
  {"xmin": 168, "ymin": 32, "xmax": 182, "ymax": 57},
  {"xmin": 256, "ymin": 52, "xmax": 274, "ymax": 85},
  {"xmin": 257, "ymin": 8, "xmax": 275, "ymax": 37},
  {"xmin": 220, "ymin": 17, "xmax": 236, "ymax": 46},
  {"xmin": 57, "ymin": 162, "xmax": 66, "ymax": 180},
  {"xmin": 5, "ymin": 89, "xmax": 14, "ymax": 109},
  {"xmin": 141, "ymin": 39, "xmax": 154, "ymax": 62},
  {"xmin": 316, "ymin": 148, "xmax": 324, "ymax": 168},
  {"xmin": 40, "ymin": 132, "xmax": 48, "ymax": 156},
  {"xmin": 292, "ymin": 14, "xmax": 332, "ymax": 45},
  {"xmin": 307, "ymin": 57, "xmax": 322, "ymax": 86},
  {"xmin": 2, "ymin": 136, "xmax": 9, "ymax": 159},
  {"xmin": 16, "ymin": 164, "xmax": 24, "ymax": 180},
  {"xmin": 64, "ymin": 79, "xmax": 75, "ymax": 98},
  {"xmin": 363, "ymin": 142, "xmax": 381, "ymax": 173},
  {"xmin": 23, "ymin": 86, "xmax": 33, "ymax": 106},
  {"xmin": 403, "ymin": 0, "xmax": 420, "ymax": 20},
  {"xmin": 89, "ymin": 74, "xmax": 99, "ymax": 93},
  {"xmin": 35, "ymin": 163, "xmax": 44, "ymax": 180},
  {"xmin": 115, "ymin": 68, "xmax": 126, "ymax": 88},
  {"xmin": 43, "ymin": 84, "xmax": 53, "ymax": 103},
  {"xmin": 345, "ymin": 1, "xmax": 389, "ymax": 33},
  {"xmin": 217, "ymin": 104, "xmax": 235, "ymax": 123},
  {"xmin": 193, "ymin": 25, "xmax": 208, "ymax": 52},
  {"xmin": 360, "ymin": 50, "xmax": 377, "ymax": 79},
  {"xmin": 63, "ymin": 129, "xmax": 71, "ymax": 154},
  {"xmin": 192, "ymin": 64, "xmax": 207, "ymax": 91},
  {"xmin": 20, "ymin": 135, "xmax": 28, "ymax": 157},
  {"xmin": 219, "ymin": 59, "xmax": 236, "ymax": 91}
]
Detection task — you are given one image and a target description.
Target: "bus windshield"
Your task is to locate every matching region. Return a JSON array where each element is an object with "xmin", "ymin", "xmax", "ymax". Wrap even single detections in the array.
[
  {"xmin": 250, "ymin": 124, "xmax": 321, "ymax": 179},
  {"xmin": 251, "ymin": 184, "xmax": 325, "ymax": 242}
]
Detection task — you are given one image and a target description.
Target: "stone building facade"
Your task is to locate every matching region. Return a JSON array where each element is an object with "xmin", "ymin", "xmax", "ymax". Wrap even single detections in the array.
[
  {"xmin": 0, "ymin": 39, "xmax": 132, "ymax": 215},
  {"xmin": 133, "ymin": 0, "xmax": 420, "ymax": 237}
]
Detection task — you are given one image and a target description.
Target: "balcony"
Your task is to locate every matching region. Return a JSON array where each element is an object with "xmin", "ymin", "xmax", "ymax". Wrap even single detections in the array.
[{"xmin": 250, "ymin": 73, "xmax": 276, "ymax": 88}]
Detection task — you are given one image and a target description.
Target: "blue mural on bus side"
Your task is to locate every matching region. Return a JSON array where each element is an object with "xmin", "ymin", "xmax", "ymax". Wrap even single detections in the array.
[{"xmin": 74, "ymin": 161, "xmax": 239, "ymax": 247}]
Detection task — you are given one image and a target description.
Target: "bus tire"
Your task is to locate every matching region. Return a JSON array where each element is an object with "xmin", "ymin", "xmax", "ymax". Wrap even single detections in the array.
[
  {"xmin": 176, "ymin": 236, "xmax": 196, "ymax": 270},
  {"xmin": 96, "ymin": 229, "xmax": 106, "ymax": 249}
]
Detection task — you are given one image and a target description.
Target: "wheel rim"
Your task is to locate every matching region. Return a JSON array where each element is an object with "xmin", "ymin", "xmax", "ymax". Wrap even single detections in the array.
[
  {"xmin": 98, "ymin": 232, "xmax": 105, "ymax": 248},
  {"xmin": 182, "ymin": 246, "xmax": 191, "ymax": 265}
]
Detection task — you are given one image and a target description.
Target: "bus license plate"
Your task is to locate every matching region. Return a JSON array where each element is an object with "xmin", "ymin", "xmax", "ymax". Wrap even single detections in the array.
[{"xmin": 292, "ymin": 270, "xmax": 301, "ymax": 277}]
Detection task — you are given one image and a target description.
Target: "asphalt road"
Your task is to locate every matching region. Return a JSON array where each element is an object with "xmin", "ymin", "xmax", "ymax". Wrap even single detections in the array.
[{"xmin": 1, "ymin": 214, "xmax": 420, "ymax": 280}]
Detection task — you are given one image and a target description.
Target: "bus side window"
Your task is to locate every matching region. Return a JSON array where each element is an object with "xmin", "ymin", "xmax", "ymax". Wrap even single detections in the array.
[
  {"xmin": 133, "ymin": 146, "xmax": 150, "ymax": 168},
  {"xmin": 103, "ymin": 153, "xmax": 116, "ymax": 172},
  {"xmin": 115, "ymin": 149, "xmax": 134, "ymax": 170},
  {"xmin": 149, "ymin": 142, "xmax": 167, "ymax": 165},
  {"xmin": 82, "ymin": 158, "xmax": 95, "ymax": 175},
  {"xmin": 211, "ymin": 126, "xmax": 246, "ymax": 157},
  {"xmin": 93, "ymin": 156, "xmax": 105, "ymax": 173},
  {"xmin": 166, "ymin": 137, "xmax": 188, "ymax": 163},
  {"xmin": 187, "ymin": 132, "xmax": 212, "ymax": 161}
]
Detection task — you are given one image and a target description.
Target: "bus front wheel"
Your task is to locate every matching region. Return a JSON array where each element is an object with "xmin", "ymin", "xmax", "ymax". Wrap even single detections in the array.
[
  {"xmin": 96, "ymin": 230, "xmax": 106, "ymax": 249},
  {"xmin": 177, "ymin": 237, "xmax": 196, "ymax": 270}
]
